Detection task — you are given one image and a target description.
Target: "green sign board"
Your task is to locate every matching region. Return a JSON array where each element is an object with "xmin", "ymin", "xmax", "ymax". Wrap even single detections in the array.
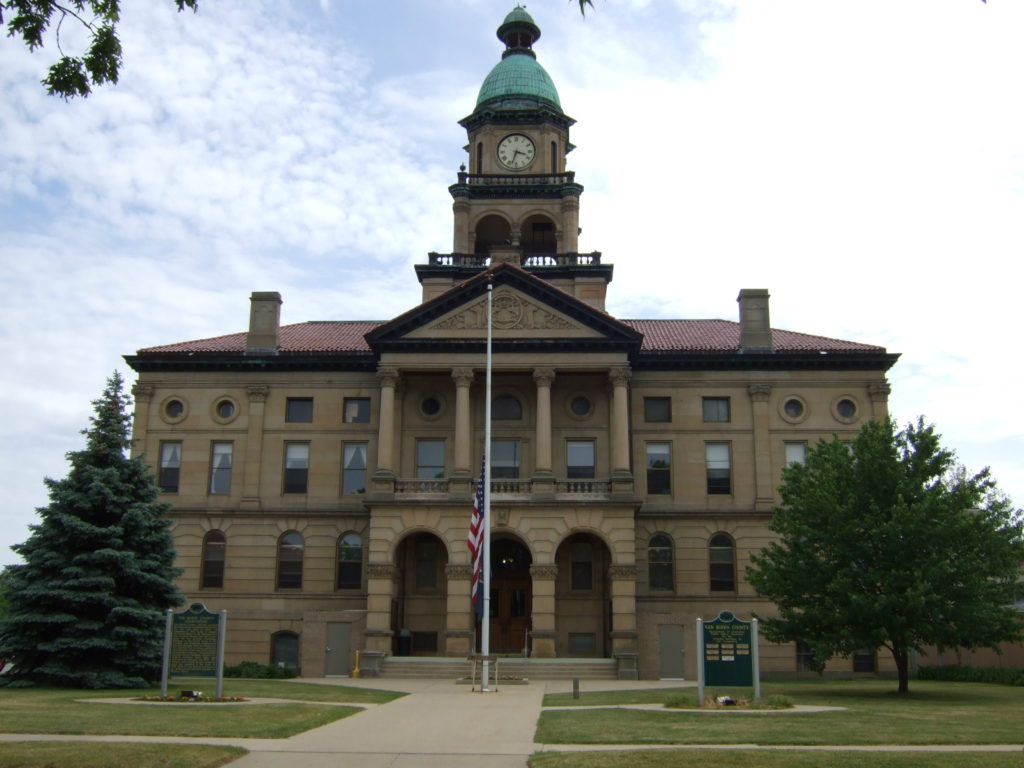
[
  {"xmin": 702, "ymin": 610, "xmax": 753, "ymax": 686},
  {"xmin": 170, "ymin": 603, "xmax": 220, "ymax": 677}
]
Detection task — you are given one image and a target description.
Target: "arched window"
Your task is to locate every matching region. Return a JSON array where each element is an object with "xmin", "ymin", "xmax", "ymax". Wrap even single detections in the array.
[
  {"xmin": 271, "ymin": 631, "xmax": 299, "ymax": 672},
  {"xmin": 337, "ymin": 532, "xmax": 363, "ymax": 590},
  {"xmin": 648, "ymin": 533, "xmax": 674, "ymax": 591},
  {"xmin": 201, "ymin": 530, "xmax": 226, "ymax": 588},
  {"xmin": 709, "ymin": 533, "xmax": 736, "ymax": 592},
  {"xmin": 277, "ymin": 531, "xmax": 304, "ymax": 589},
  {"xmin": 492, "ymin": 395, "xmax": 522, "ymax": 420}
]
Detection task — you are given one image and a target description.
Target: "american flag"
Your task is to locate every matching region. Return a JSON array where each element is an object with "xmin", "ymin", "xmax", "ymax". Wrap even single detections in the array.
[{"xmin": 467, "ymin": 457, "xmax": 486, "ymax": 620}]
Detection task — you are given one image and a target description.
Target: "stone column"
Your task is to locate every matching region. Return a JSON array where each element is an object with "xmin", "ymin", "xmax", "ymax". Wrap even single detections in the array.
[
  {"xmin": 608, "ymin": 367, "xmax": 633, "ymax": 494},
  {"xmin": 129, "ymin": 383, "xmax": 153, "ymax": 457},
  {"xmin": 451, "ymin": 368, "xmax": 475, "ymax": 475},
  {"xmin": 533, "ymin": 367, "xmax": 556, "ymax": 478},
  {"xmin": 561, "ymin": 195, "xmax": 580, "ymax": 252},
  {"xmin": 869, "ymin": 381, "xmax": 892, "ymax": 421},
  {"xmin": 241, "ymin": 385, "xmax": 268, "ymax": 510},
  {"xmin": 529, "ymin": 564, "xmax": 558, "ymax": 658},
  {"xmin": 372, "ymin": 366, "xmax": 399, "ymax": 495},
  {"xmin": 609, "ymin": 564, "xmax": 639, "ymax": 679},
  {"xmin": 364, "ymin": 563, "xmax": 397, "ymax": 654},
  {"xmin": 444, "ymin": 564, "xmax": 474, "ymax": 656},
  {"xmin": 749, "ymin": 383, "xmax": 774, "ymax": 512}
]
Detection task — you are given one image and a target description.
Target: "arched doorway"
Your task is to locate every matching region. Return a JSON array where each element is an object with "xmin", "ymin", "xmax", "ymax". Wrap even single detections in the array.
[
  {"xmin": 554, "ymin": 532, "xmax": 611, "ymax": 657},
  {"xmin": 393, "ymin": 532, "xmax": 448, "ymax": 656},
  {"xmin": 485, "ymin": 538, "xmax": 532, "ymax": 654}
]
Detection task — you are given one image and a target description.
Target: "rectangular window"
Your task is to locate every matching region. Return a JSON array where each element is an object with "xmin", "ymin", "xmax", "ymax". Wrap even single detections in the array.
[
  {"xmin": 209, "ymin": 442, "xmax": 232, "ymax": 494},
  {"xmin": 706, "ymin": 442, "xmax": 731, "ymax": 495},
  {"xmin": 283, "ymin": 443, "xmax": 310, "ymax": 494},
  {"xmin": 853, "ymin": 649, "xmax": 876, "ymax": 673},
  {"xmin": 646, "ymin": 442, "xmax": 671, "ymax": 495},
  {"xmin": 492, "ymin": 440, "xmax": 519, "ymax": 479},
  {"xmin": 416, "ymin": 440, "xmax": 445, "ymax": 480},
  {"xmin": 644, "ymin": 396, "xmax": 671, "ymax": 422},
  {"xmin": 785, "ymin": 442, "xmax": 807, "ymax": 466},
  {"xmin": 285, "ymin": 397, "xmax": 313, "ymax": 423},
  {"xmin": 702, "ymin": 397, "xmax": 731, "ymax": 423},
  {"xmin": 159, "ymin": 441, "xmax": 181, "ymax": 493},
  {"xmin": 571, "ymin": 541, "xmax": 593, "ymax": 590},
  {"xmin": 796, "ymin": 640, "xmax": 815, "ymax": 672},
  {"xmin": 566, "ymin": 440, "xmax": 595, "ymax": 479},
  {"xmin": 343, "ymin": 397, "xmax": 370, "ymax": 423},
  {"xmin": 342, "ymin": 443, "xmax": 367, "ymax": 494}
]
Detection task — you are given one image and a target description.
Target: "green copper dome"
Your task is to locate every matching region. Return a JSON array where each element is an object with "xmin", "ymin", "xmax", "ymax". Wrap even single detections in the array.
[
  {"xmin": 474, "ymin": 6, "xmax": 561, "ymax": 111},
  {"xmin": 476, "ymin": 55, "xmax": 561, "ymax": 110}
]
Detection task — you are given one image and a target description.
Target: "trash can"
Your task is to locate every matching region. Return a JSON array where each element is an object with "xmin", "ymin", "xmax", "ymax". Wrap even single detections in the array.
[{"xmin": 396, "ymin": 628, "xmax": 412, "ymax": 656}]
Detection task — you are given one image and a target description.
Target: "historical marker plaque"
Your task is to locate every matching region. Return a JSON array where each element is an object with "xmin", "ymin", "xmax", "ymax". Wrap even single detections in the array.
[{"xmin": 171, "ymin": 603, "xmax": 220, "ymax": 677}]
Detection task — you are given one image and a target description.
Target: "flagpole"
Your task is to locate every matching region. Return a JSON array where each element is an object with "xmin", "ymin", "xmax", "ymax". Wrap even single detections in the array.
[{"xmin": 481, "ymin": 276, "xmax": 493, "ymax": 691}]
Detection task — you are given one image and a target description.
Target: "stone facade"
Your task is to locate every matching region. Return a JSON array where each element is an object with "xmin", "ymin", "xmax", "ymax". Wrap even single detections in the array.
[{"xmin": 126, "ymin": 8, "xmax": 902, "ymax": 680}]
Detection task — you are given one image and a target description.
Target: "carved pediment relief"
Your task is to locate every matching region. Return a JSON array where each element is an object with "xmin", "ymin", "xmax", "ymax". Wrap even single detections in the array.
[{"xmin": 405, "ymin": 287, "xmax": 603, "ymax": 340}]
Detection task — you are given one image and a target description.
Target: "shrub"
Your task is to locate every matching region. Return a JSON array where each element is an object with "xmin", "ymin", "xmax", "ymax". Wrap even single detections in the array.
[
  {"xmin": 223, "ymin": 661, "xmax": 297, "ymax": 679},
  {"xmin": 917, "ymin": 665, "xmax": 1024, "ymax": 686}
]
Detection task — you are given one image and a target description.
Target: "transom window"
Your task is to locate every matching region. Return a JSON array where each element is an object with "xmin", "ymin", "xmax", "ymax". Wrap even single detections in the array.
[
  {"xmin": 277, "ymin": 531, "xmax": 304, "ymax": 589},
  {"xmin": 702, "ymin": 397, "xmax": 730, "ymax": 422}
]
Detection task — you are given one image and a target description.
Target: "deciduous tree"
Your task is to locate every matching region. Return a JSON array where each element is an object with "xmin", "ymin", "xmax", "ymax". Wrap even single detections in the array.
[
  {"xmin": 0, "ymin": 372, "xmax": 183, "ymax": 688},
  {"xmin": 1, "ymin": 0, "xmax": 198, "ymax": 99},
  {"xmin": 747, "ymin": 418, "xmax": 1023, "ymax": 694}
]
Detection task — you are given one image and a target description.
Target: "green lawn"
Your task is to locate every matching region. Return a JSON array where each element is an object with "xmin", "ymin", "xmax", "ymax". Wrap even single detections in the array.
[
  {"xmin": 535, "ymin": 680, "xmax": 1024, "ymax": 746},
  {"xmin": 530, "ymin": 750, "xmax": 1024, "ymax": 768},
  {"xmin": 0, "ymin": 742, "xmax": 245, "ymax": 768},
  {"xmin": 0, "ymin": 678, "xmax": 402, "ymax": 739}
]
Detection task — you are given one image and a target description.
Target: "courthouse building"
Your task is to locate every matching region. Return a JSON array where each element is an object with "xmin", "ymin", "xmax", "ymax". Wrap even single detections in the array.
[{"xmin": 126, "ymin": 8, "xmax": 899, "ymax": 680}]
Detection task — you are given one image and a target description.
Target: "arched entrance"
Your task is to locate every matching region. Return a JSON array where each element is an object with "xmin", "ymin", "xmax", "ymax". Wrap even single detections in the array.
[
  {"xmin": 484, "ymin": 537, "xmax": 532, "ymax": 654},
  {"xmin": 393, "ymin": 532, "xmax": 448, "ymax": 656},
  {"xmin": 473, "ymin": 214, "xmax": 512, "ymax": 255},
  {"xmin": 554, "ymin": 533, "xmax": 611, "ymax": 657}
]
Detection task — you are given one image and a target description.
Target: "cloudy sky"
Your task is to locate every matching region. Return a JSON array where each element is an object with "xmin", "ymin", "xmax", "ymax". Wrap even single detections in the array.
[{"xmin": 1, "ymin": 0, "xmax": 1021, "ymax": 563}]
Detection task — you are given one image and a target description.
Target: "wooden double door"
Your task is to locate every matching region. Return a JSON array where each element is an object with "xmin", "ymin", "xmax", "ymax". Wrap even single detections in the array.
[{"xmin": 484, "ymin": 539, "xmax": 532, "ymax": 654}]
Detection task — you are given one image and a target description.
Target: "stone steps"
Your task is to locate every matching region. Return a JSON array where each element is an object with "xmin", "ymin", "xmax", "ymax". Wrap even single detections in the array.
[{"xmin": 379, "ymin": 656, "xmax": 618, "ymax": 680}]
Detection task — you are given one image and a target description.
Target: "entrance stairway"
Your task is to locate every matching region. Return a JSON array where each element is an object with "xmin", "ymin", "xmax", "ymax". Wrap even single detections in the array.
[{"xmin": 379, "ymin": 655, "xmax": 618, "ymax": 680}]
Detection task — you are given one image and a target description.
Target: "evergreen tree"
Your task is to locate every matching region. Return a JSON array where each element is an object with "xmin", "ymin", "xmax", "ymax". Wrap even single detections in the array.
[
  {"xmin": 0, "ymin": 372, "xmax": 183, "ymax": 688},
  {"xmin": 748, "ymin": 418, "xmax": 1024, "ymax": 694}
]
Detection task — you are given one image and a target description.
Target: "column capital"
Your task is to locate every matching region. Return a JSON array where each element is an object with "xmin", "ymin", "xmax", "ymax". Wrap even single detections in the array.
[
  {"xmin": 377, "ymin": 365, "xmax": 400, "ymax": 388},
  {"xmin": 609, "ymin": 564, "xmax": 639, "ymax": 580},
  {"xmin": 608, "ymin": 366, "xmax": 631, "ymax": 388},
  {"xmin": 530, "ymin": 564, "xmax": 558, "ymax": 580},
  {"xmin": 532, "ymin": 367, "xmax": 556, "ymax": 387},
  {"xmin": 131, "ymin": 383, "xmax": 154, "ymax": 402},
  {"xmin": 367, "ymin": 563, "xmax": 397, "ymax": 579},
  {"xmin": 451, "ymin": 367, "xmax": 475, "ymax": 388},
  {"xmin": 868, "ymin": 381, "xmax": 892, "ymax": 401},
  {"xmin": 246, "ymin": 384, "xmax": 269, "ymax": 403},
  {"xmin": 748, "ymin": 383, "xmax": 772, "ymax": 402}
]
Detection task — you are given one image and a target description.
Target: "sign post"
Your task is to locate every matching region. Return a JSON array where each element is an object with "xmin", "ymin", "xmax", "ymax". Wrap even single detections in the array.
[
  {"xmin": 696, "ymin": 610, "xmax": 760, "ymax": 705},
  {"xmin": 160, "ymin": 603, "xmax": 227, "ymax": 698}
]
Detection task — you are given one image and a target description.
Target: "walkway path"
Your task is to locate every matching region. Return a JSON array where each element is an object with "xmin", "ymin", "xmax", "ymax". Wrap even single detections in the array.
[{"xmin": 2, "ymin": 677, "xmax": 1022, "ymax": 766}]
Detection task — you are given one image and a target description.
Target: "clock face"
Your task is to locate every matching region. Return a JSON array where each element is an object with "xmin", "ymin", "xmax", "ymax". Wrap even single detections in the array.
[{"xmin": 497, "ymin": 134, "xmax": 536, "ymax": 170}]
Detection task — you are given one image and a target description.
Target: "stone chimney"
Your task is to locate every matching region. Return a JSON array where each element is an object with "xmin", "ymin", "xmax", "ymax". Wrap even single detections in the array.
[
  {"xmin": 737, "ymin": 289, "xmax": 773, "ymax": 352},
  {"xmin": 246, "ymin": 291, "xmax": 282, "ymax": 355}
]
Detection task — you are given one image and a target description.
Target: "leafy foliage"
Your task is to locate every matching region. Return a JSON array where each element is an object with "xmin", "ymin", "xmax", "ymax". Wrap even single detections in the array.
[
  {"xmin": 0, "ymin": 372, "xmax": 183, "ymax": 688},
  {"xmin": 747, "ymin": 418, "xmax": 1024, "ymax": 694},
  {"xmin": 1, "ymin": 1, "xmax": 198, "ymax": 99},
  {"xmin": 223, "ymin": 660, "xmax": 297, "ymax": 679}
]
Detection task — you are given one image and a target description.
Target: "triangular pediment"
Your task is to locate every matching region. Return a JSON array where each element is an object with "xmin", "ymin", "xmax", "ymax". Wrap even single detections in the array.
[
  {"xmin": 365, "ymin": 263, "xmax": 642, "ymax": 353},
  {"xmin": 405, "ymin": 285, "xmax": 602, "ymax": 340}
]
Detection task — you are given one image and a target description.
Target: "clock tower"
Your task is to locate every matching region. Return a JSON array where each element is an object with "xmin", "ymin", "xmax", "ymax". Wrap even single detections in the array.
[{"xmin": 417, "ymin": 6, "xmax": 613, "ymax": 310}]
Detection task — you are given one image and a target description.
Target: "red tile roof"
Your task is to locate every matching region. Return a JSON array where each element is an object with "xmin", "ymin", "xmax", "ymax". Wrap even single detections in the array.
[{"xmin": 137, "ymin": 319, "xmax": 882, "ymax": 355}]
